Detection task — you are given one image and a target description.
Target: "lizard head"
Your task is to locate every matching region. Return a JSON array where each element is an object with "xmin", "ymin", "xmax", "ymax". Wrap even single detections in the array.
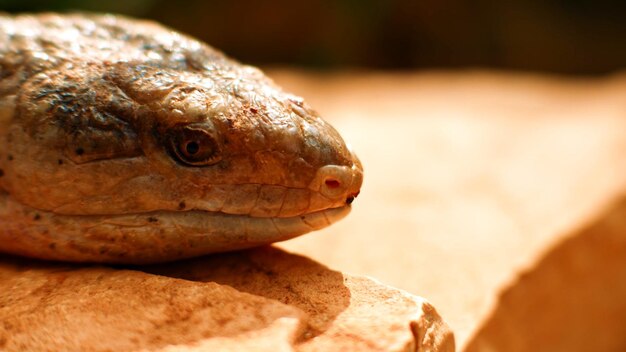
[
  {"xmin": 2, "ymin": 45, "xmax": 362, "ymax": 262},
  {"xmin": 107, "ymin": 62, "xmax": 363, "ymax": 218}
]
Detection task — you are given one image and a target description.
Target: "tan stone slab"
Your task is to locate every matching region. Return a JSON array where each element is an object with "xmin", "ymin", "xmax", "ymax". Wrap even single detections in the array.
[
  {"xmin": 0, "ymin": 255, "xmax": 303, "ymax": 351},
  {"xmin": 148, "ymin": 247, "xmax": 454, "ymax": 352},
  {"xmin": 465, "ymin": 195, "xmax": 626, "ymax": 352},
  {"xmin": 270, "ymin": 70, "xmax": 626, "ymax": 348},
  {"xmin": 0, "ymin": 247, "xmax": 453, "ymax": 351}
]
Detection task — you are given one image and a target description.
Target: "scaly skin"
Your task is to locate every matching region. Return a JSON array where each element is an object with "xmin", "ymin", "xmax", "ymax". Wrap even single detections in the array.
[{"xmin": 0, "ymin": 13, "xmax": 362, "ymax": 263}]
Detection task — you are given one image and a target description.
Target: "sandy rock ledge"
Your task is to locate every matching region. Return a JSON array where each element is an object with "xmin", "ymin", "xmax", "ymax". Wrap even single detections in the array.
[{"xmin": 0, "ymin": 246, "xmax": 454, "ymax": 352}]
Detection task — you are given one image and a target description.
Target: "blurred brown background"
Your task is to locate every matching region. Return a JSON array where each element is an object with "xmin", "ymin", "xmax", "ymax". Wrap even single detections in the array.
[{"xmin": 1, "ymin": 0, "xmax": 625, "ymax": 74}]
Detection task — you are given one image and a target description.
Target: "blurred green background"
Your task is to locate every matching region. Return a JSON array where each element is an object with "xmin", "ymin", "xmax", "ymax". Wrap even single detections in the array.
[{"xmin": 1, "ymin": 0, "xmax": 625, "ymax": 74}]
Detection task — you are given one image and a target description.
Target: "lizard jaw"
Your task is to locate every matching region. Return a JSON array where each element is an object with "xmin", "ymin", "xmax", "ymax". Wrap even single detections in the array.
[{"xmin": 0, "ymin": 192, "xmax": 350, "ymax": 264}]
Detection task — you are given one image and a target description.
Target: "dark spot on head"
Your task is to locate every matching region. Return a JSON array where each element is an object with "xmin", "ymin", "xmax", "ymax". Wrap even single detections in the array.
[
  {"xmin": 0, "ymin": 169, "xmax": 3, "ymax": 177},
  {"xmin": 57, "ymin": 105, "xmax": 71, "ymax": 114},
  {"xmin": 48, "ymin": 243, "xmax": 56, "ymax": 250},
  {"xmin": 147, "ymin": 216, "xmax": 158, "ymax": 223},
  {"xmin": 249, "ymin": 107, "xmax": 258, "ymax": 114},
  {"xmin": 218, "ymin": 160, "xmax": 230, "ymax": 170},
  {"xmin": 75, "ymin": 147, "xmax": 84, "ymax": 156},
  {"xmin": 33, "ymin": 213, "xmax": 41, "ymax": 221},
  {"xmin": 7, "ymin": 155, "xmax": 13, "ymax": 161},
  {"xmin": 178, "ymin": 201, "xmax": 186, "ymax": 210},
  {"xmin": 289, "ymin": 97, "xmax": 304, "ymax": 107},
  {"xmin": 179, "ymin": 86, "xmax": 197, "ymax": 94},
  {"xmin": 57, "ymin": 159, "xmax": 63, "ymax": 165}
]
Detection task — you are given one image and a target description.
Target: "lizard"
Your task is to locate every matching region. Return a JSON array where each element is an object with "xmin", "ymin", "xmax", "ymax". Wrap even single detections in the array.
[{"xmin": 0, "ymin": 13, "xmax": 362, "ymax": 264}]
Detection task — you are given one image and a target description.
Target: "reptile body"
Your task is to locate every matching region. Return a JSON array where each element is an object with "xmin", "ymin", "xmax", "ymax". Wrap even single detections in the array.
[{"xmin": 0, "ymin": 13, "xmax": 362, "ymax": 263}]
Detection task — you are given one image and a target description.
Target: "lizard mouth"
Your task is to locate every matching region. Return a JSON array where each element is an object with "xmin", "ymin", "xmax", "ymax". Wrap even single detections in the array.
[
  {"xmin": 0, "ymin": 191, "xmax": 351, "ymax": 264},
  {"xmin": 107, "ymin": 205, "xmax": 352, "ymax": 244}
]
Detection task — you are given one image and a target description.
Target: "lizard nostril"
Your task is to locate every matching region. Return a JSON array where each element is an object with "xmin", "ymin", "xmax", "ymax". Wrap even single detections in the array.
[
  {"xmin": 310, "ymin": 165, "xmax": 353, "ymax": 199},
  {"xmin": 345, "ymin": 191, "xmax": 360, "ymax": 205},
  {"xmin": 325, "ymin": 178, "xmax": 341, "ymax": 189}
]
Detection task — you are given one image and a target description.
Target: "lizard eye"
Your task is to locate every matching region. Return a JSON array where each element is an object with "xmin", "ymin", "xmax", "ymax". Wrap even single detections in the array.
[{"xmin": 169, "ymin": 125, "xmax": 221, "ymax": 166}]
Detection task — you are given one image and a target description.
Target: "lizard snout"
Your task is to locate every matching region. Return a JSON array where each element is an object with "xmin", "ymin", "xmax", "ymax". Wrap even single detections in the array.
[{"xmin": 309, "ymin": 161, "xmax": 363, "ymax": 205}]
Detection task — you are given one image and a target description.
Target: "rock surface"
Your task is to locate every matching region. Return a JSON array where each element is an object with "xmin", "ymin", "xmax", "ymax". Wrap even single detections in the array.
[
  {"xmin": 464, "ymin": 195, "xmax": 626, "ymax": 352},
  {"xmin": 271, "ymin": 70, "xmax": 626, "ymax": 350},
  {"xmin": 0, "ymin": 247, "xmax": 454, "ymax": 352}
]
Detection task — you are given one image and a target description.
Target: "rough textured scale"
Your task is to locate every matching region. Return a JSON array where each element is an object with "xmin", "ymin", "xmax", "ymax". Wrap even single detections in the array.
[{"xmin": 0, "ymin": 13, "xmax": 362, "ymax": 263}]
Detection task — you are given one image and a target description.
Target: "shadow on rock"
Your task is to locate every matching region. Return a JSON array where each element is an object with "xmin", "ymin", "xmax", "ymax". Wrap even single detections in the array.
[
  {"xmin": 465, "ymin": 196, "xmax": 626, "ymax": 352},
  {"xmin": 0, "ymin": 246, "xmax": 350, "ymax": 351},
  {"xmin": 144, "ymin": 245, "xmax": 351, "ymax": 340}
]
